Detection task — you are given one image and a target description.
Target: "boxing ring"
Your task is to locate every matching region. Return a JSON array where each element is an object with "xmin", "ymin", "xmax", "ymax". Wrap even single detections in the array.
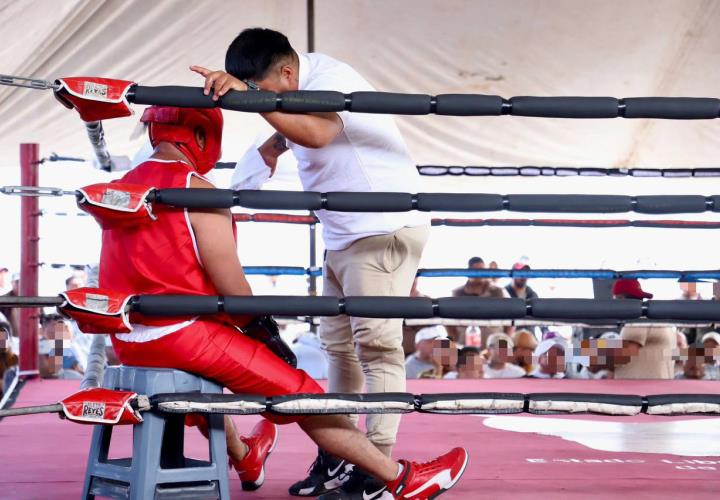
[
  {"xmin": 3, "ymin": 378, "xmax": 719, "ymax": 499},
  {"xmin": 1, "ymin": 76, "xmax": 720, "ymax": 499}
]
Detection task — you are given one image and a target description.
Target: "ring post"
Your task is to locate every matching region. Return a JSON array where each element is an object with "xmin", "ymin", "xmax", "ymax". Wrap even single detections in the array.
[{"xmin": 19, "ymin": 143, "xmax": 39, "ymax": 376}]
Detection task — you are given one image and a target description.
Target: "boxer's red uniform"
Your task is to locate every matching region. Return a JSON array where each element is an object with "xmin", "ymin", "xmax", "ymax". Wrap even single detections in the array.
[{"xmin": 99, "ymin": 158, "xmax": 322, "ymax": 424}]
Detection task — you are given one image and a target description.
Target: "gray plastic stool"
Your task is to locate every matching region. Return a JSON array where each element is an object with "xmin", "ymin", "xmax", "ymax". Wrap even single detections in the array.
[{"xmin": 81, "ymin": 366, "xmax": 230, "ymax": 500}]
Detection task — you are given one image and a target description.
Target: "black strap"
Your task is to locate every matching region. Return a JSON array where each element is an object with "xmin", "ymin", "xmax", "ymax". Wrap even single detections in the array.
[{"xmin": 242, "ymin": 316, "xmax": 297, "ymax": 368}]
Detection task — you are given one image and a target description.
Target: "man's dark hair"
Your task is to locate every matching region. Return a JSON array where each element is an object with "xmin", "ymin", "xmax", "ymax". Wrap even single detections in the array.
[
  {"xmin": 40, "ymin": 313, "xmax": 63, "ymax": 326},
  {"xmin": 468, "ymin": 256, "xmax": 484, "ymax": 268},
  {"xmin": 457, "ymin": 347, "xmax": 481, "ymax": 368},
  {"xmin": 225, "ymin": 28, "xmax": 295, "ymax": 81}
]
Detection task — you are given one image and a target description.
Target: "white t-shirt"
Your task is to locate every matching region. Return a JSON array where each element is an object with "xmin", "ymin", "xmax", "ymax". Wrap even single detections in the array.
[
  {"xmin": 529, "ymin": 366, "xmax": 567, "ymax": 379},
  {"xmin": 404, "ymin": 354, "xmax": 435, "ymax": 379},
  {"xmin": 484, "ymin": 363, "xmax": 526, "ymax": 379},
  {"xmin": 232, "ymin": 52, "xmax": 429, "ymax": 251}
]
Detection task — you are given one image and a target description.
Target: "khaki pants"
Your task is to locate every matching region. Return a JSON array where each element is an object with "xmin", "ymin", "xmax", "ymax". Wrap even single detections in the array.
[{"xmin": 319, "ymin": 225, "xmax": 429, "ymax": 451}]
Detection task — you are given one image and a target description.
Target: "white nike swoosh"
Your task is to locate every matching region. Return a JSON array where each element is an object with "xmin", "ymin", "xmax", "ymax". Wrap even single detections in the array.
[
  {"xmin": 362, "ymin": 487, "xmax": 388, "ymax": 500},
  {"xmin": 328, "ymin": 460, "xmax": 346, "ymax": 477},
  {"xmin": 403, "ymin": 469, "xmax": 453, "ymax": 498}
]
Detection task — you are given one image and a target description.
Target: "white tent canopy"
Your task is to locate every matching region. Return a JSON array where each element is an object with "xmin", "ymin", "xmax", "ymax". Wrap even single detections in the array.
[
  {"xmin": 1, "ymin": 0, "xmax": 719, "ymax": 168},
  {"xmin": 1, "ymin": 0, "xmax": 719, "ymax": 299}
]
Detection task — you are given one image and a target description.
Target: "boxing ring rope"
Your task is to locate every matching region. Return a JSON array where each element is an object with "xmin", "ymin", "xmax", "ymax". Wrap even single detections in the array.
[
  {"xmin": 2, "ymin": 389, "xmax": 719, "ymax": 420},
  {"xmin": 29, "ymin": 265, "xmax": 720, "ymax": 281},
  {"xmin": 31, "ymin": 207, "xmax": 715, "ymax": 229},
  {"xmin": 236, "ymin": 212, "xmax": 720, "ymax": 230},
  {"xmin": 216, "ymin": 162, "xmax": 720, "ymax": 178},
  {"xmin": 125, "ymin": 85, "xmax": 720, "ymax": 119},
  {"xmin": 144, "ymin": 189, "xmax": 720, "ymax": 214},
  {"xmin": 414, "ymin": 165, "xmax": 720, "ymax": 177},
  {"xmin": 4, "ymin": 294, "xmax": 720, "ymax": 323},
  {"xmin": 5, "ymin": 73, "xmax": 720, "ymax": 119}
]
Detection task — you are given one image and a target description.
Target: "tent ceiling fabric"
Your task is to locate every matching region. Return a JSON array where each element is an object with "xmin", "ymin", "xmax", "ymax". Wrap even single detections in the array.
[{"xmin": 0, "ymin": 0, "xmax": 719, "ymax": 172}]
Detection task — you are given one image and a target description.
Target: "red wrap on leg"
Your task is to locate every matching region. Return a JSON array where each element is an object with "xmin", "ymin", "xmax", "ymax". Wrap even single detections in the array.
[{"xmin": 113, "ymin": 320, "xmax": 324, "ymax": 424}]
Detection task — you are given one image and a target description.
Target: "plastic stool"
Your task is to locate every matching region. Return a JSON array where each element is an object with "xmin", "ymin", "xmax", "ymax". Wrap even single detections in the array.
[{"xmin": 81, "ymin": 366, "xmax": 230, "ymax": 499}]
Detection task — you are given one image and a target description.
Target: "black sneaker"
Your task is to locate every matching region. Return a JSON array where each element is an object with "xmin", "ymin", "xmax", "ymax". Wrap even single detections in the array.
[
  {"xmin": 317, "ymin": 468, "xmax": 392, "ymax": 500},
  {"xmin": 289, "ymin": 449, "xmax": 354, "ymax": 497}
]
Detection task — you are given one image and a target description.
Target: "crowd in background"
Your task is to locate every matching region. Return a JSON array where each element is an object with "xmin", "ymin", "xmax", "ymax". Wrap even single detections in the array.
[
  {"xmin": 2, "ymin": 256, "xmax": 720, "ymax": 399},
  {"xmin": 0, "ymin": 267, "xmax": 121, "ymax": 400},
  {"xmin": 401, "ymin": 257, "xmax": 720, "ymax": 382}
]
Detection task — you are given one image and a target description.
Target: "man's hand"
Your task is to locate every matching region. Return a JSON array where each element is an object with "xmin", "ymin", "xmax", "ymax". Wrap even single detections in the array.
[
  {"xmin": 190, "ymin": 66, "xmax": 248, "ymax": 101},
  {"xmin": 257, "ymin": 132, "xmax": 289, "ymax": 176}
]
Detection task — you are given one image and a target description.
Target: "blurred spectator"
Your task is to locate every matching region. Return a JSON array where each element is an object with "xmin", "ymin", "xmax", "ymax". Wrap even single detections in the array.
[
  {"xmin": 484, "ymin": 333, "xmax": 525, "ymax": 378},
  {"xmin": 445, "ymin": 346, "xmax": 484, "ymax": 379},
  {"xmin": 529, "ymin": 337, "xmax": 568, "ymax": 378},
  {"xmin": 452, "ymin": 257, "xmax": 504, "ymax": 299},
  {"xmin": 419, "ymin": 338, "xmax": 458, "ymax": 379},
  {"xmin": 0, "ymin": 267, "xmax": 10, "ymax": 294},
  {"xmin": 512, "ymin": 329, "xmax": 538, "ymax": 374},
  {"xmin": 675, "ymin": 347, "xmax": 711, "ymax": 380},
  {"xmin": 450, "ymin": 257, "xmax": 505, "ymax": 345},
  {"xmin": 39, "ymin": 315, "xmax": 84, "ymax": 380},
  {"xmin": 1, "ymin": 321, "xmax": 19, "ymax": 397},
  {"xmin": 505, "ymin": 263, "xmax": 538, "ymax": 300},
  {"xmin": 569, "ymin": 333, "xmax": 617, "ymax": 379},
  {"xmin": 405, "ymin": 325, "xmax": 447, "ymax": 378},
  {"xmin": 0, "ymin": 271, "xmax": 19, "ymax": 338},
  {"xmin": 612, "ymin": 279, "xmax": 675, "ymax": 379},
  {"xmin": 488, "ymin": 260, "xmax": 500, "ymax": 285},
  {"xmin": 701, "ymin": 331, "xmax": 720, "ymax": 380},
  {"xmin": 402, "ymin": 277, "xmax": 430, "ymax": 355},
  {"xmin": 292, "ymin": 331, "xmax": 329, "ymax": 379},
  {"xmin": 679, "ymin": 282, "xmax": 703, "ymax": 301},
  {"xmin": 674, "ymin": 331, "xmax": 689, "ymax": 377},
  {"xmin": 410, "ymin": 277, "xmax": 427, "ymax": 299},
  {"xmin": 65, "ymin": 272, "xmax": 86, "ymax": 290},
  {"xmin": 677, "ymin": 282, "xmax": 704, "ymax": 343}
]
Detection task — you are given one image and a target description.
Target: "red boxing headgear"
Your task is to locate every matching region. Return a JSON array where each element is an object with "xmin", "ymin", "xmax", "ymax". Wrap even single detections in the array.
[{"xmin": 141, "ymin": 106, "xmax": 223, "ymax": 174}]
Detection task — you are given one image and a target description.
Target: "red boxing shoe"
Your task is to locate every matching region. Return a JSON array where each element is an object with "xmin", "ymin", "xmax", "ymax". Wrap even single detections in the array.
[
  {"xmin": 385, "ymin": 447, "xmax": 469, "ymax": 499},
  {"xmin": 230, "ymin": 420, "xmax": 279, "ymax": 491}
]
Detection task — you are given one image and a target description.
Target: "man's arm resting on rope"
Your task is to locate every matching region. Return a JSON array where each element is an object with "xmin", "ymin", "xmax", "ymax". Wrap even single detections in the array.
[
  {"xmin": 260, "ymin": 110, "xmax": 343, "ymax": 149},
  {"xmin": 190, "ymin": 66, "xmax": 343, "ymax": 149},
  {"xmin": 187, "ymin": 176, "xmax": 253, "ymax": 297}
]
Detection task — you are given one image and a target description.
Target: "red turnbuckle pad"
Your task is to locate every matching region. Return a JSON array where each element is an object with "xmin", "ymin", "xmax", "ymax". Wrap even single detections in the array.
[
  {"xmin": 59, "ymin": 287, "xmax": 133, "ymax": 334},
  {"xmin": 76, "ymin": 182, "xmax": 156, "ymax": 229},
  {"xmin": 60, "ymin": 388, "xmax": 145, "ymax": 425},
  {"xmin": 54, "ymin": 77, "xmax": 135, "ymax": 122}
]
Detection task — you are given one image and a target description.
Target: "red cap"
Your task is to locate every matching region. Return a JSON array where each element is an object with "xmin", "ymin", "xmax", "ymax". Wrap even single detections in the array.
[
  {"xmin": 512, "ymin": 262, "xmax": 530, "ymax": 270},
  {"xmin": 612, "ymin": 279, "xmax": 653, "ymax": 299}
]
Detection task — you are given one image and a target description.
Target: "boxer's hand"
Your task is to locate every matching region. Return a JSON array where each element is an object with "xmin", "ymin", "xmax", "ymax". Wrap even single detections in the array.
[{"xmin": 190, "ymin": 66, "xmax": 248, "ymax": 101}]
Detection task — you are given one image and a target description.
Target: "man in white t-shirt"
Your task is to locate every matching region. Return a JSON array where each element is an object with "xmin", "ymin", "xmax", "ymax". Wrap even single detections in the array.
[
  {"xmin": 484, "ymin": 333, "xmax": 526, "ymax": 379},
  {"xmin": 192, "ymin": 28, "xmax": 431, "ymax": 498},
  {"xmin": 405, "ymin": 325, "xmax": 447, "ymax": 379}
]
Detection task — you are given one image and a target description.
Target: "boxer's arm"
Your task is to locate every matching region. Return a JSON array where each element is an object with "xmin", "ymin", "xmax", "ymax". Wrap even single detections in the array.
[{"xmin": 187, "ymin": 176, "xmax": 253, "ymax": 297}]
